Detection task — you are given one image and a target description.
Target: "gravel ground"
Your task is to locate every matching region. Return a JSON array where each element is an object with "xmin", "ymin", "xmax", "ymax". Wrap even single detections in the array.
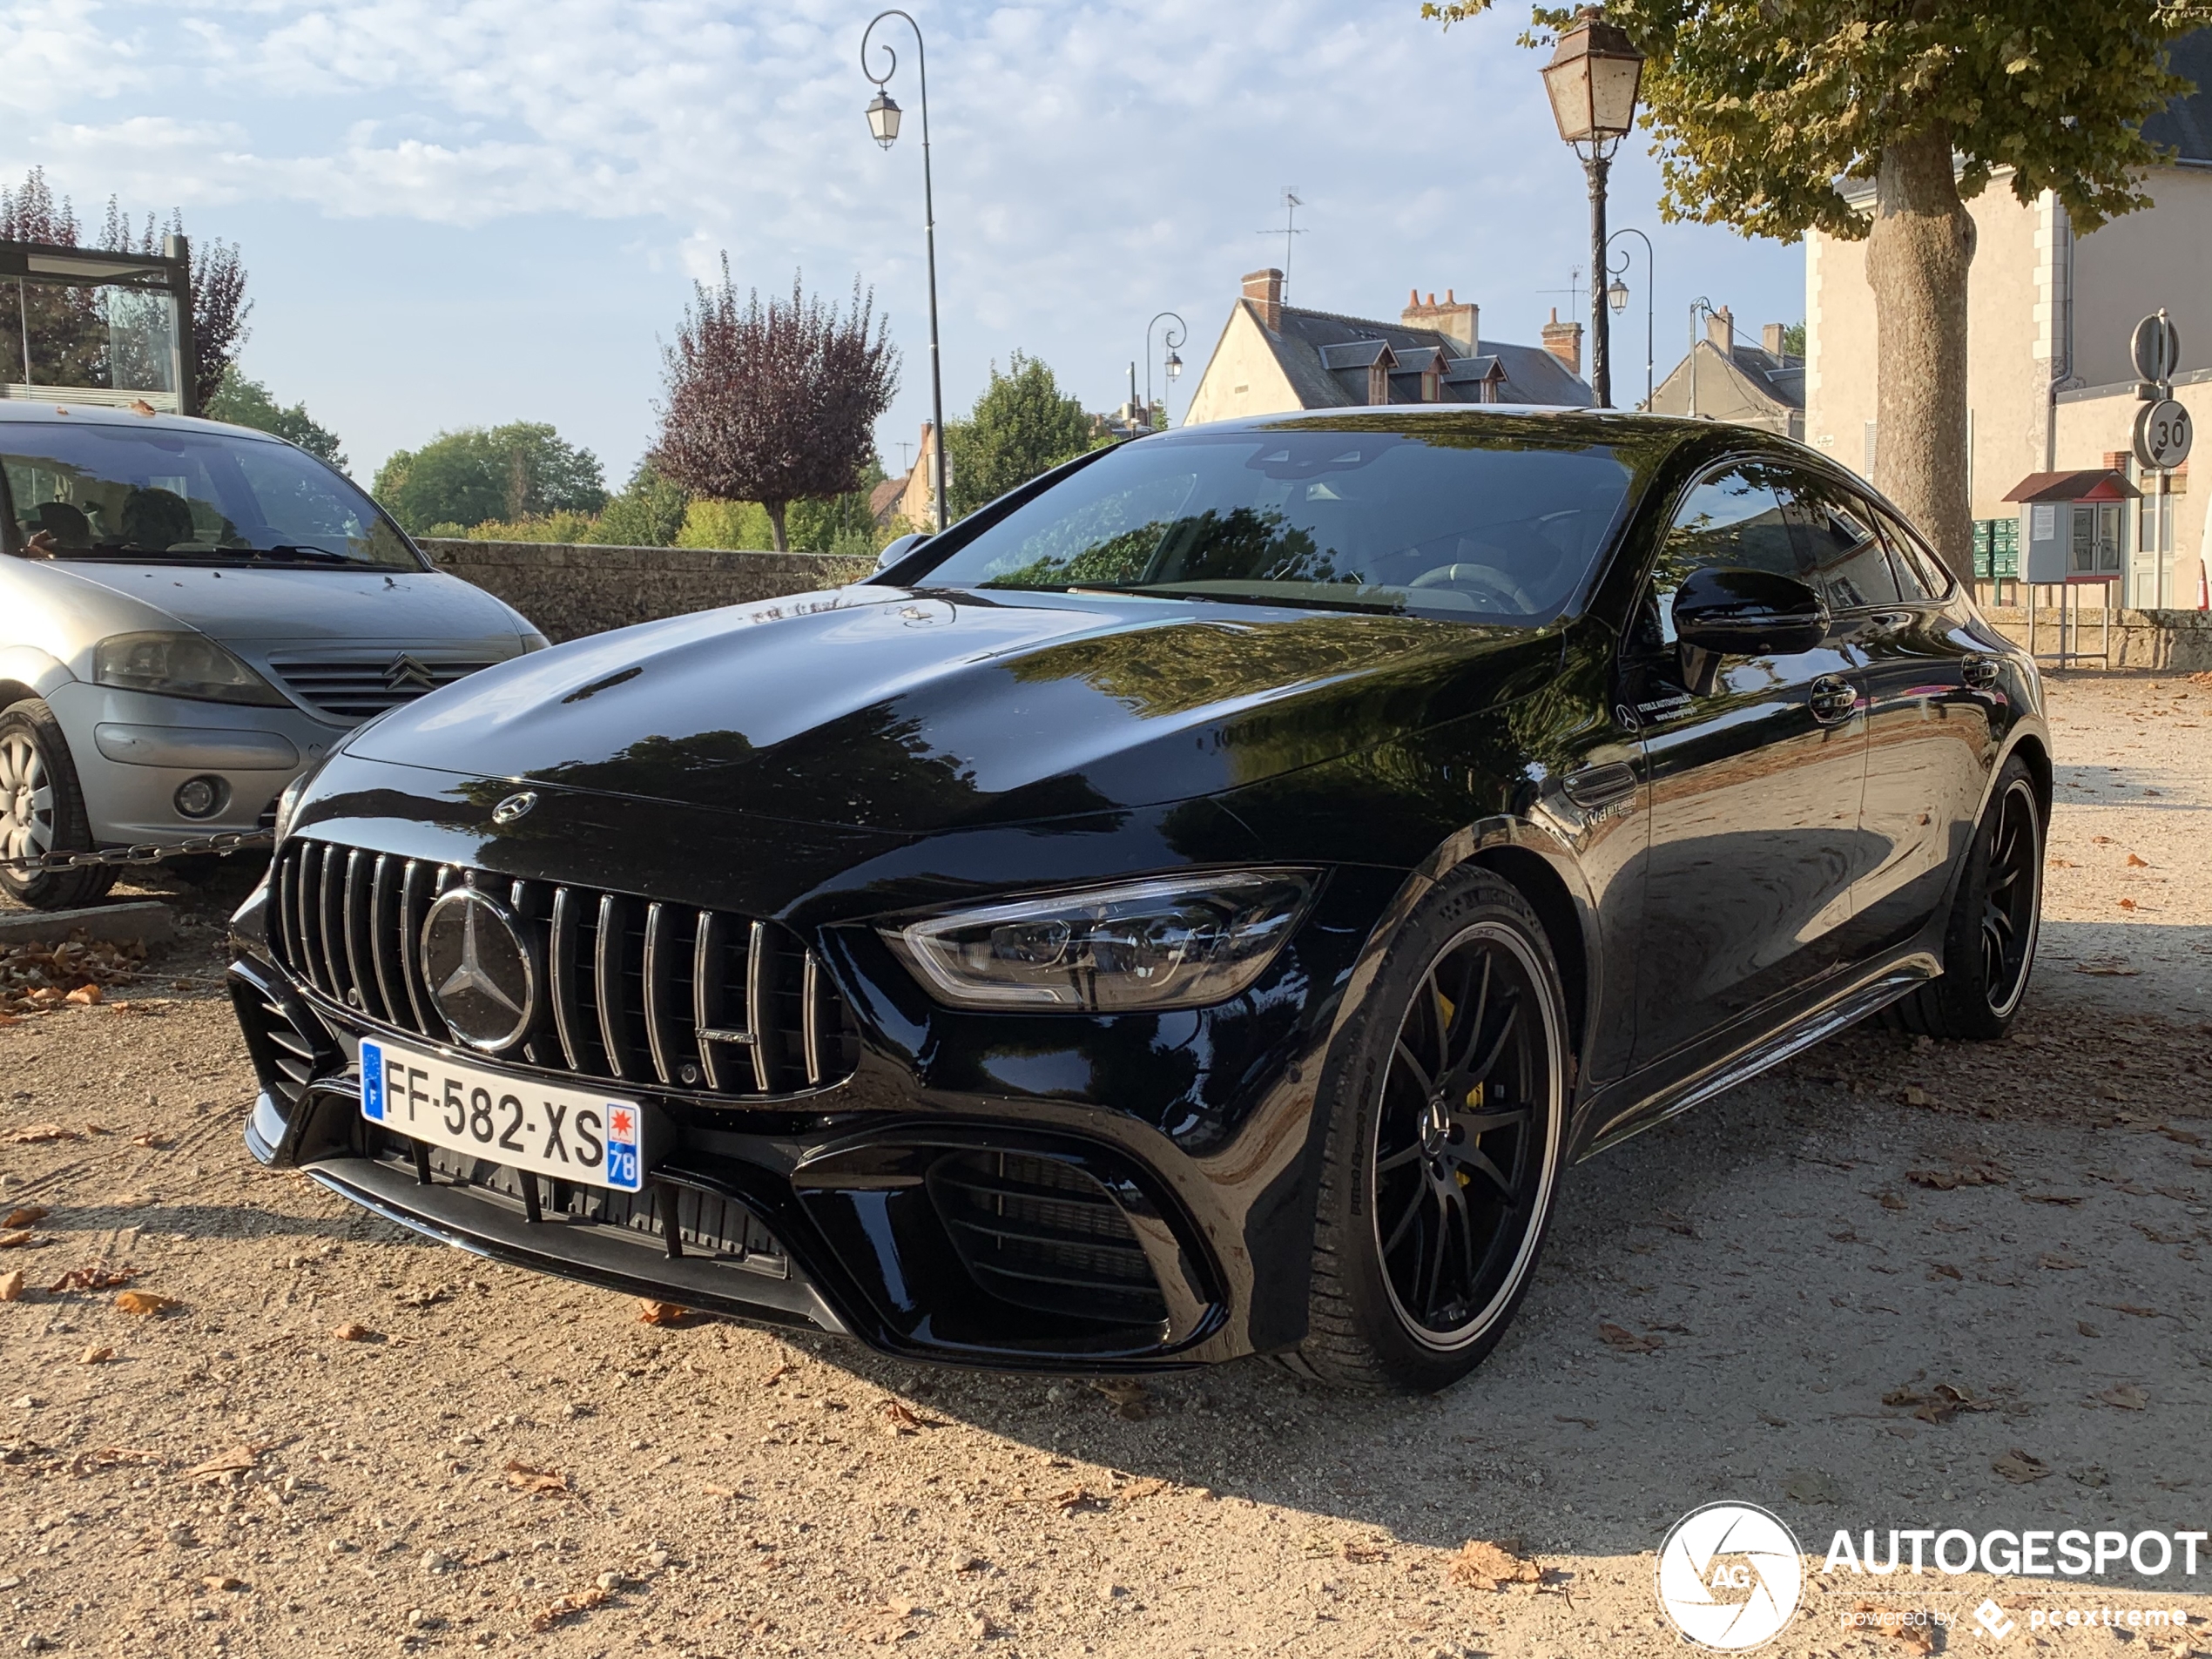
[{"xmin": 0, "ymin": 671, "xmax": 2207, "ymax": 1659}]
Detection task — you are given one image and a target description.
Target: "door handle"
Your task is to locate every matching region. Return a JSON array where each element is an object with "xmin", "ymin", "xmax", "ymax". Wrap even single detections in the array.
[
  {"xmin": 1962, "ymin": 656, "xmax": 1999, "ymax": 689},
  {"xmin": 1561, "ymin": 760, "xmax": 1636, "ymax": 811},
  {"xmin": 1809, "ymin": 674, "xmax": 1857, "ymax": 724}
]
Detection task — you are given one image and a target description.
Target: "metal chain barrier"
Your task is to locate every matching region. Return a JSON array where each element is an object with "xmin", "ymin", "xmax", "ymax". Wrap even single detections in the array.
[{"xmin": 0, "ymin": 829, "xmax": 276, "ymax": 875}]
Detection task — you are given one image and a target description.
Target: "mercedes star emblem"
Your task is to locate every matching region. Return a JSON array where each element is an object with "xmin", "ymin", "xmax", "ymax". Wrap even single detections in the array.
[
  {"xmin": 420, "ymin": 887, "xmax": 538, "ymax": 1051},
  {"xmin": 491, "ymin": 790, "xmax": 539, "ymax": 826}
]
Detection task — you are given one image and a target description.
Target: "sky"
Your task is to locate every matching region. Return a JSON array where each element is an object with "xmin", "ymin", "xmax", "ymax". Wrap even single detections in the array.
[{"xmin": 1, "ymin": 0, "xmax": 1804, "ymax": 491}]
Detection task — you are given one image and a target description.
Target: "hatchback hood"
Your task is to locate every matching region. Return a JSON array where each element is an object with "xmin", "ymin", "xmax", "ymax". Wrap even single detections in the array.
[
  {"xmin": 41, "ymin": 562, "xmax": 527, "ymax": 644},
  {"xmin": 347, "ymin": 586, "xmax": 1553, "ymax": 832}
]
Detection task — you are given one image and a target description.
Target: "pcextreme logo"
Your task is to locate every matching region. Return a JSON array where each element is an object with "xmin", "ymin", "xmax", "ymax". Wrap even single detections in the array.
[{"xmin": 1656, "ymin": 1503, "xmax": 1806, "ymax": 1650}]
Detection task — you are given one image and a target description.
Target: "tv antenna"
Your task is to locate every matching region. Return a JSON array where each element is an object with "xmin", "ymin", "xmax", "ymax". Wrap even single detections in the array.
[
  {"xmin": 1539, "ymin": 265, "xmax": 1586, "ymax": 317},
  {"xmin": 1256, "ymin": 187, "xmax": 1307, "ymax": 299},
  {"xmin": 896, "ymin": 440, "xmax": 913, "ymax": 475}
]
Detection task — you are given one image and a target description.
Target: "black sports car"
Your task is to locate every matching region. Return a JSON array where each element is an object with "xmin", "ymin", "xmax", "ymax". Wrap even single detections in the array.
[{"xmin": 231, "ymin": 409, "xmax": 2047, "ymax": 1392}]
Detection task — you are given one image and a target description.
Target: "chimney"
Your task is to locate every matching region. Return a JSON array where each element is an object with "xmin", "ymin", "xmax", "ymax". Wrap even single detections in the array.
[
  {"xmin": 1401, "ymin": 285, "xmax": 1480, "ymax": 356},
  {"xmin": 1762, "ymin": 322, "xmax": 1787, "ymax": 358},
  {"xmin": 1706, "ymin": 305, "xmax": 1735, "ymax": 354},
  {"xmin": 1243, "ymin": 268, "xmax": 1285, "ymax": 332},
  {"xmin": 1541, "ymin": 307, "xmax": 1584, "ymax": 378}
]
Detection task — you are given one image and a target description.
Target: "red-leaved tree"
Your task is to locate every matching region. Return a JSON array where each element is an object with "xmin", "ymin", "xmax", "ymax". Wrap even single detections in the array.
[
  {"xmin": 0, "ymin": 167, "xmax": 251, "ymax": 410},
  {"xmin": 652, "ymin": 263, "xmax": 899, "ymax": 552}
]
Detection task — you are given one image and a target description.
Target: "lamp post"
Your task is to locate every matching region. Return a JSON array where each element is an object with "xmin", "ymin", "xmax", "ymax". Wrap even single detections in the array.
[
  {"xmin": 1540, "ymin": 7, "xmax": 1645, "ymax": 409},
  {"xmin": 1604, "ymin": 226, "xmax": 1654, "ymax": 409},
  {"xmin": 1145, "ymin": 311, "xmax": 1186, "ymax": 431},
  {"xmin": 862, "ymin": 11, "xmax": 947, "ymax": 533}
]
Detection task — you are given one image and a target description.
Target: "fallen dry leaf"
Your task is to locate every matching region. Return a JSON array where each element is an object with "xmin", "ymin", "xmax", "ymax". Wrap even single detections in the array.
[
  {"xmin": 1906, "ymin": 1164, "xmax": 2006, "ymax": 1190},
  {"xmin": 127, "ymin": 1133, "xmax": 169, "ymax": 1149},
  {"xmin": 64, "ymin": 983, "xmax": 101, "ymax": 1007},
  {"xmin": 2126, "ymin": 853, "xmax": 2150, "ymax": 867},
  {"xmin": 2160, "ymin": 1125, "xmax": 2205, "ymax": 1148},
  {"xmin": 330, "ymin": 1322, "xmax": 375, "ymax": 1342},
  {"xmin": 1878, "ymin": 1190, "xmax": 1909, "ymax": 1211},
  {"xmin": 7, "ymin": 1124, "xmax": 79, "ymax": 1144},
  {"xmin": 2, "ymin": 1205, "xmax": 50, "ymax": 1228},
  {"xmin": 46, "ymin": 1267, "xmax": 136, "ymax": 1293},
  {"xmin": 2113, "ymin": 1303, "xmax": 2164, "ymax": 1319},
  {"xmin": 0, "ymin": 1270, "xmax": 21, "ymax": 1302},
  {"xmin": 2039, "ymin": 1252, "xmax": 2083, "ymax": 1271},
  {"xmin": 1851, "ymin": 1605, "xmax": 1939, "ymax": 1655},
  {"xmin": 1048, "ymin": 1485, "xmax": 1101, "ymax": 1514},
  {"xmin": 2020, "ymin": 1190, "xmax": 2086, "ymax": 1206},
  {"xmin": 202, "ymin": 1575, "xmax": 246, "ymax": 1592},
  {"xmin": 880, "ymin": 1399, "xmax": 927, "ymax": 1436},
  {"xmin": 1992, "ymin": 1448, "xmax": 2051, "ymax": 1484},
  {"xmin": 185, "ymin": 1446, "xmax": 259, "ymax": 1481},
  {"xmin": 1597, "ymin": 1321, "xmax": 1662, "ymax": 1353},
  {"xmin": 2119, "ymin": 898, "xmax": 2139, "ymax": 910},
  {"xmin": 2078, "ymin": 1321, "xmax": 2101, "ymax": 1339},
  {"xmin": 529, "ymin": 1586, "xmax": 612, "ymax": 1632},
  {"xmin": 1882, "ymin": 1383, "xmax": 1995, "ymax": 1426},
  {"xmin": 113, "ymin": 1290, "xmax": 179, "ymax": 1316},
  {"xmin": 2096, "ymin": 1385, "xmax": 2148, "ymax": 1411},
  {"xmin": 0, "ymin": 1230, "xmax": 35, "ymax": 1249},
  {"xmin": 701, "ymin": 1482, "xmax": 737, "ymax": 1499},
  {"xmin": 503, "ymin": 1460, "xmax": 567, "ymax": 1495},
  {"xmin": 1447, "ymin": 1539, "xmax": 1542, "ymax": 1591},
  {"xmin": 1341, "ymin": 1538, "xmax": 1392, "ymax": 1563},
  {"xmin": 635, "ymin": 1300, "xmax": 691, "ymax": 1326},
  {"xmin": 78, "ymin": 1345, "xmax": 113, "ymax": 1365}
]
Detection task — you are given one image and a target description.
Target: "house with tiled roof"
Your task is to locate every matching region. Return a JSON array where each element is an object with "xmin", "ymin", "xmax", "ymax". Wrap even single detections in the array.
[
  {"xmin": 1183, "ymin": 270, "xmax": 1592, "ymax": 427},
  {"xmin": 1646, "ymin": 307, "xmax": 1804, "ymax": 438}
]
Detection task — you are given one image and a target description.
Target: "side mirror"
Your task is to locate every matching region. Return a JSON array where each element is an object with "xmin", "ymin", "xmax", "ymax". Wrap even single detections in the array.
[
  {"xmin": 869, "ymin": 530, "xmax": 931, "ymax": 579},
  {"xmin": 1672, "ymin": 566, "xmax": 1829, "ymax": 658}
]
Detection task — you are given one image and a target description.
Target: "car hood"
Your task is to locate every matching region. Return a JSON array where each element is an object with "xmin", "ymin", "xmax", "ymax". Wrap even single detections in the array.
[
  {"xmin": 38, "ymin": 562, "xmax": 528, "ymax": 643},
  {"xmin": 345, "ymin": 585, "xmax": 1556, "ymax": 832}
]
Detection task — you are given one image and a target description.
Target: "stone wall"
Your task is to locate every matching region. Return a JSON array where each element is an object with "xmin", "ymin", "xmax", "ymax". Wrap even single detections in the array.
[
  {"xmin": 1980, "ymin": 605, "xmax": 2212, "ymax": 671},
  {"xmin": 421, "ymin": 540, "xmax": 875, "ymax": 644}
]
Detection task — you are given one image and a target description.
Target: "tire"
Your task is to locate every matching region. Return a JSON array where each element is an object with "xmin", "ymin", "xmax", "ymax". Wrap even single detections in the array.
[
  {"xmin": 1884, "ymin": 755, "xmax": 2042, "ymax": 1041},
  {"xmin": 1293, "ymin": 867, "xmax": 1571, "ymax": 1393},
  {"xmin": 0, "ymin": 698, "xmax": 118, "ymax": 912}
]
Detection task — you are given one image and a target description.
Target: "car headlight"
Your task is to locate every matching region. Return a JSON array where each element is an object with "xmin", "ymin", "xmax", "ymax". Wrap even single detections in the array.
[
  {"xmin": 93, "ymin": 631, "xmax": 289, "ymax": 706},
  {"xmin": 272, "ymin": 774, "xmax": 307, "ymax": 842},
  {"xmin": 882, "ymin": 871, "xmax": 1318, "ymax": 1012}
]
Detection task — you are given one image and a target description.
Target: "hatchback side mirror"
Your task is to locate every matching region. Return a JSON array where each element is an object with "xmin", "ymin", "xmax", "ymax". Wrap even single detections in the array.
[{"xmin": 1672, "ymin": 567, "xmax": 1829, "ymax": 658}]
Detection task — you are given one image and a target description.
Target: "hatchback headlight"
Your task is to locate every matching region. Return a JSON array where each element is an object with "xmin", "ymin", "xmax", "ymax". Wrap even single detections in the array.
[
  {"xmin": 883, "ymin": 871, "xmax": 1318, "ymax": 1012},
  {"xmin": 93, "ymin": 631, "xmax": 288, "ymax": 706}
]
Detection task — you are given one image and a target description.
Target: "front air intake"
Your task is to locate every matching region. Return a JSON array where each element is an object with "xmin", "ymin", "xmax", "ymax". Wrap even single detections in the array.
[{"xmin": 927, "ymin": 1150, "xmax": 1170, "ymax": 1326}]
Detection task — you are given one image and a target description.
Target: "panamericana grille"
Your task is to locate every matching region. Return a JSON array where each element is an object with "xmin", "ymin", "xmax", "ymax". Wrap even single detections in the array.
[
  {"xmin": 263, "ymin": 651, "xmax": 496, "ymax": 721},
  {"xmin": 927, "ymin": 1151, "xmax": 1169, "ymax": 1326},
  {"xmin": 271, "ymin": 839, "xmax": 860, "ymax": 1099},
  {"xmin": 229, "ymin": 978, "xmax": 323, "ymax": 1124}
]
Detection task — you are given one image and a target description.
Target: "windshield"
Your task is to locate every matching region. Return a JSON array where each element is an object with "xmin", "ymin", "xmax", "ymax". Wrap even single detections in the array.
[
  {"xmin": 916, "ymin": 418, "xmax": 1642, "ymax": 621},
  {"xmin": 1, "ymin": 422, "xmax": 421, "ymax": 570}
]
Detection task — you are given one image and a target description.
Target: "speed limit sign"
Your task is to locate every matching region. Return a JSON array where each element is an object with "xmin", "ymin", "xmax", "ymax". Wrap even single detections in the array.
[{"xmin": 2135, "ymin": 397, "xmax": 2193, "ymax": 469}]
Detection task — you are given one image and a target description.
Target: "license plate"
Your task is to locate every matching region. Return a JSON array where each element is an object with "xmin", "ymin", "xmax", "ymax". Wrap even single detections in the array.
[{"xmin": 359, "ymin": 1037, "xmax": 644, "ymax": 1193}]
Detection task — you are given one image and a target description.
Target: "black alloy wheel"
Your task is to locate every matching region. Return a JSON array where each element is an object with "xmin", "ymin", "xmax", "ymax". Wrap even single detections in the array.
[
  {"xmin": 1293, "ymin": 868, "xmax": 1568, "ymax": 1392},
  {"xmin": 1885, "ymin": 753, "xmax": 2044, "ymax": 1042}
]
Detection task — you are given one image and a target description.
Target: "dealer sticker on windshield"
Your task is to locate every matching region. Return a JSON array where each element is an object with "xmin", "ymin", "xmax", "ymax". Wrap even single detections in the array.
[{"xmin": 360, "ymin": 1037, "xmax": 644, "ymax": 1192}]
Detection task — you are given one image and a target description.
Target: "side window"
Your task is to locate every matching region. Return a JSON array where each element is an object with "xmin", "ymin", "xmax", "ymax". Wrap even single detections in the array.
[
  {"xmin": 1786, "ymin": 473, "xmax": 1898, "ymax": 610},
  {"xmin": 1629, "ymin": 463, "xmax": 1806, "ymax": 653},
  {"xmin": 1874, "ymin": 509, "xmax": 1955, "ymax": 600}
]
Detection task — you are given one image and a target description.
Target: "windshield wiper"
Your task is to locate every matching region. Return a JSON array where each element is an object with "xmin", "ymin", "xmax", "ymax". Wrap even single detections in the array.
[{"xmin": 258, "ymin": 544, "xmax": 354, "ymax": 564}]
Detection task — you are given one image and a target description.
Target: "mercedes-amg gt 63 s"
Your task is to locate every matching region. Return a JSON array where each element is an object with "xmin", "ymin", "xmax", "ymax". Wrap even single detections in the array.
[{"xmin": 230, "ymin": 409, "xmax": 2047, "ymax": 1392}]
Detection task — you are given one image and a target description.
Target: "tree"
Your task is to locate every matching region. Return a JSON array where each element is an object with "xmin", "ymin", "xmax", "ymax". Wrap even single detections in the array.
[
  {"xmin": 206, "ymin": 369, "xmax": 347, "ymax": 470},
  {"xmin": 373, "ymin": 422, "xmax": 607, "ymax": 534},
  {"xmin": 0, "ymin": 167, "xmax": 251, "ymax": 411},
  {"xmin": 588, "ymin": 461, "xmax": 690, "ymax": 547},
  {"xmin": 943, "ymin": 353, "xmax": 1096, "ymax": 519},
  {"xmin": 652, "ymin": 264, "xmax": 899, "ymax": 553},
  {"xmin": 1423, "ymin": 3, "xmax": 2195, "ymax": 581},
  {"xmin": 1779, "ymin": 320, "xmax": 1806, "ymax": 358}
]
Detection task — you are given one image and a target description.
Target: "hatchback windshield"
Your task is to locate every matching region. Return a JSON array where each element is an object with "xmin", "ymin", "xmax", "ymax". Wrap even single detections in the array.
[
  {"xmin": 2, "ymin": 421, "xmax": 420, "ymax": 570},
  {"xmin": 918, "ymin": 418, "xmax": 1642, "ymax": 621}
]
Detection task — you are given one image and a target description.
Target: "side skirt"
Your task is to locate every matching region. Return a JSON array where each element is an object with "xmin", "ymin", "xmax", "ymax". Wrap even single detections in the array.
[{"xmin": 1576, "ymin": 957, "xmax": 1937, "ymax": 1160}]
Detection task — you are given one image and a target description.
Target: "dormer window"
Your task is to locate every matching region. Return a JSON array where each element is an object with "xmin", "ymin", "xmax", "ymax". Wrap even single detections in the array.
[{"xmin": 1367, "ymin": 361, "xmax": 1389, "ymax": 404}]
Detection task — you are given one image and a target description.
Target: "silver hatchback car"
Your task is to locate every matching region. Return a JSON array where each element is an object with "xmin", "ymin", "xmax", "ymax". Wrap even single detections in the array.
[{"xmin": 0, "ymin": 401, "xmax": 544, "ymax": 910}]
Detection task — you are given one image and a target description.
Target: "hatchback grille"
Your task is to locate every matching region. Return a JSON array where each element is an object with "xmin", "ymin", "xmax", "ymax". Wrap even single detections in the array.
[
  {"xmin": 927, "ymin": 1151, "xmax": 1169, "ymax": 1326},
  {"xmin": 270, "ymin": 839, "xmax": 860, "ymax": 1099},
  {"xmin": 264, "ymin": 652, "xmax": 495, "ymax": 721}
]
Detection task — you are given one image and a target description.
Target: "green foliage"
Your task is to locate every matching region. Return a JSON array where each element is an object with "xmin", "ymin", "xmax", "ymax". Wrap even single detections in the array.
[
  {"xmin": 944, "ymin": 353, "xmax": 1098, "ymax": 519},
  {"xmin": 588, "ymin": 462, "xmax": 689, "ymax": 547},
  {"xmin": 373, "ymin": 422, "xmax": 607, "ymax": 534},
  {"xmin": 206, "ymin": 369, "xmax": 347, "ymax": 471},
  {"xmin": 676, "ymin": 500, "xmax": 776, "ymax": 550},
  {"xmin": 1779, "ymin": 320, "xmax": 1806, "ymax": 357},
  {"xmin": 455, "ymin": 510, "xmax": 601, "ymax": 543},
  {"xmin": 1420, "ymin": 1, "xmax": 2196, "ymax": 239}
]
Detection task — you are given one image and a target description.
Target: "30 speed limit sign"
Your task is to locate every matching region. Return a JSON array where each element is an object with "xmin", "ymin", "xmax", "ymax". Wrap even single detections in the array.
[{"xmin": 2135, "ymin": 398, "xmax": 2193, "ymax": 469}]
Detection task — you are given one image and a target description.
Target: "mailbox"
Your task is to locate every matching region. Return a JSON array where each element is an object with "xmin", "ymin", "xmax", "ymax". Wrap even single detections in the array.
[{"xmin": 2004, "ymin": 469, "xmax": 2141, "ymax": 584}]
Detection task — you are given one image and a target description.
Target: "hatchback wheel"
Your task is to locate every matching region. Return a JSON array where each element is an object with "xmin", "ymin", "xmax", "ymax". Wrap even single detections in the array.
[
  {"xmin": 1292, "ymin": 868, "xmax": 1568, "ymax": 1393},
  {"xmin": 1885, "ymin": 754, "xmax": 2043, "ymax": 1041},
  {"xmin": 0, "ymin": 699, "xmax": 118, "ymax": 912}
]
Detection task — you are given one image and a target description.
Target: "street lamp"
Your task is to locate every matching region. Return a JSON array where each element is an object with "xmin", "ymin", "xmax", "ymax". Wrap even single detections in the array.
[
  {"xmin": 862, "ymin": 11, "xmax": 947, "ymax": 533},
  {"xmin": 1146, "ymin": 311, "xmax": 1186, "ymax": 431},
  {"xmin": 1541, "ymin": 6, "xmax": 1645, "ymax": 409},
  {"xmin": 1604, "ymin": 226, "xmax": 1655, "ymax": 409}
]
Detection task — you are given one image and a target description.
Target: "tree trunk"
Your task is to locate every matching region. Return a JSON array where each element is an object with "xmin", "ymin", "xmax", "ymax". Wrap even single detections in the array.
[
  {"xmin": 1866, "ymin": 126, "xmax": 1977, "ymax": 584},
  {"xmin": 764, "ymin": 500, "xmax": 788, "ymax": 553}
]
